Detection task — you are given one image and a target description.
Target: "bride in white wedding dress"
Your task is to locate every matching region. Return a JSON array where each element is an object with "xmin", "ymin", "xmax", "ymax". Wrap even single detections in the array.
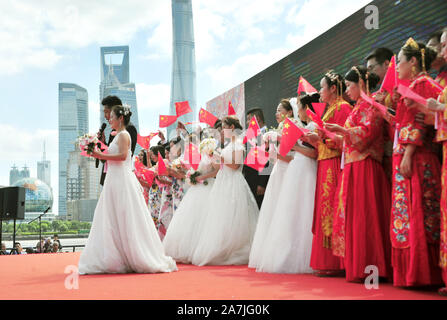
[
  {"xmin": 191, "ymin": 116, "xmax": 259, "ymax": 266},
  {"xmin": 78, "ymin": 105, "xmax": 177, "ymax": 275}
]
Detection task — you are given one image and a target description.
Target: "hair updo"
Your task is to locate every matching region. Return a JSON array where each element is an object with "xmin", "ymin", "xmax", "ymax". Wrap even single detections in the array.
[
  {"xmin": 299, "ymin": 93, "xmax": 321, "ymax": 113},
  {"xmin": 222, "ymin": 116, "xmax": 243, "ymax": 130},
  {"xmin": 323, "ymin": 70, "xmax": 346, "ymax": 95},
  {"xmin": 401, "ymin": 40, "xmax": 437, "ymax": 72},
  {"xmin": 111, "ymin": 105, "xmax": 132, "ymax": 126},
  {"xmin": 344, "ymin": 65, "xmax": 380, "ymax": 91}
]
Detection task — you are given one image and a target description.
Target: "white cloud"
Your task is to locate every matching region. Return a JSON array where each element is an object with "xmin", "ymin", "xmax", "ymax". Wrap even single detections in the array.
[
  {"xmin": 136, "ymin": 83, "xmax": 171, "ymax": 134},
  {"xmin": 0, "ymin": 0, "xmax": 168, "ymax": 75}
]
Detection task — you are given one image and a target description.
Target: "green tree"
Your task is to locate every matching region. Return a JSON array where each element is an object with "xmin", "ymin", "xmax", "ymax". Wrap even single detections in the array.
[
  {"xmin": 28, "ymin": 221, "xmax": 39, "ymax": 233},
  {"xmin": 18, "ymin": 223, "xmax": 28, "ymax": 233},
  {"xmin": 59, "ymin": 223, "xmax": 68, "ymax": 232},
  {"xmin": 52, "ymin": 220, "xmax": 62, "ymax": 232},
  {"xmin": 80, "ymin": 222, "xmax": 91, "ymax": 230},
  {"xmin": 41, "ymin": 221, "xmax": 50, "ymax": 232},
  {"xmin": 70, "ymin": 220, "xmax": 81, "ymax": 231}
]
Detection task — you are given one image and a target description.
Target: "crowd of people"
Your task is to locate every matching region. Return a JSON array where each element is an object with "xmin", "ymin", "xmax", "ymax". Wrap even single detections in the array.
[
  {"xmin": 74, "ymin": 26, "xmax": 447, "ymax": 297},
  {"xmin": 0, "ymin": 234, "xmax": 62, "ymax": 255},
  {"xmin": 124, "ymin": 27, "xmax": 447, "ymax": 296}
]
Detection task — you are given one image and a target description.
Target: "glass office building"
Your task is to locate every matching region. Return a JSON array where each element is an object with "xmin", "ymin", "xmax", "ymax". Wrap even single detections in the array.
[{"xmin": 58, "ymin": 83, "xmax": 88, "ymax": 217}]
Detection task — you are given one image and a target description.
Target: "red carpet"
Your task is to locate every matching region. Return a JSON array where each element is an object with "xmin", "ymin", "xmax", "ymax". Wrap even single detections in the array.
[{"xmin": 1, "ymin": 252, "xmax": 445, "ymax": 300}]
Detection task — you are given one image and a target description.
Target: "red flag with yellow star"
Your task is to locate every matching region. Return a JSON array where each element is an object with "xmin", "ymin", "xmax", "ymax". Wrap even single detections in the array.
[
  {"xmin": 297, "ymin": 76, "xmax": 317, "ymax": 95},
  {"xmin": 199, "ymin": 108, "xmax": 218, "ymax": 127},
  {"xmin": 243, "ymin": 116, "xmax": 260, "ymax": 144},
  {"xmin": 228, "ymin": 101, "xmax": 236, "ymax": 116},
  {"xmin": 380, "ymin": 55, "xmax": 397, "ymax": 94},
  {"xmin": 244, "ymin": 145, "xmax": 269, "ymax": 172},
  {"xmin": 279, "ymin": 118, "xmax": 304, "ymax": 157},
  {"xmin": 137, "ymin": 132, "xmax": 159, "ymax": 149},
  {"xmin": 159, "ymin": 115, "xmax": 177, "ymax": 128},
  {"xmin": 175, "ymin": 101, "xmax": 193, "ymax": 117},
  {"xmin": 311, "ymin": 103, "xmax": 326, "ymax": 119},
  {"xmin": 183, "ymin": 143, "xmax": 201, "ymax": 170}
]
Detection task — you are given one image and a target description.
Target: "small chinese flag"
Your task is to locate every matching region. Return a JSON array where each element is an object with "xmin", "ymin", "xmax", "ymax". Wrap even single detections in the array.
[
  {"xmin": 137, "ymin": 132, "xmax": 159, "ymax": 149},
  {"xmin": 279, "ymin": 118, "xmax": 303, "ymax": 157},
  {"xmin": 311, "ymin": 103, "xmax": 326, "ymax": 119},
  {"xmin": 199, "ymin": 108, "xmax": 218, "ymax": 127},
  {"xmin": 306, "ymin": 109, "xmax": 324, "ymax": 128},
  {"xmin": 228, "ymin": 101, "xmax": 236, "ymax": 116},
  {"xmin": 297, "ymin": 76, "xmax": 317, "ymax": 95},
  {"xmin": 175, "ymin": 101, "xmax": 192, "ymax": 117},
  {"xmin": 243, "ymin": 116, "xmax": 260, "ymax": 144},
  {"xmin": 380, "ymin": 55, "xmax": 397, "ymax": 94},
  {"xmin": 184, "ymin": 143, "xmax": 201, "ymax": 170},
  {"xmin": 397, "ymin": 84, "xmax": 428, "ymax": 106},
  {"xmin": 159, "ymin": 115, "xmax": 178, "ymax": 128},
  {"xmin": 157, "ymin": 153, "xmax": 167, "ymax": 175},
  {"xmin": 134, "ymin": 158, "xmax": 155, "ymax": 185},
  {"xmin": 244, "ymin": 145, "xmax": 269, "ymax": 172}
]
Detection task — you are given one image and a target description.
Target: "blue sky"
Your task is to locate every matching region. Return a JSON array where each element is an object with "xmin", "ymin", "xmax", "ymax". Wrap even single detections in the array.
[{"xmin": 0, "ymin": 0, "xmax": 371, "ymax": 214}]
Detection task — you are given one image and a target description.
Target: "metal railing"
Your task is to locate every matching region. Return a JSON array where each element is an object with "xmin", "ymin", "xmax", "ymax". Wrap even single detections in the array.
[{"xmin": 2, "ymin": 244, "xmax": 85, "ymax": 254}]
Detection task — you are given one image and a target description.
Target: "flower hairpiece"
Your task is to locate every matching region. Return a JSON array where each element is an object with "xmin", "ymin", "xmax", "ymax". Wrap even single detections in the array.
[{"xmin": 122, "ymin": 104, "xmax": 131, "ymax": 116}]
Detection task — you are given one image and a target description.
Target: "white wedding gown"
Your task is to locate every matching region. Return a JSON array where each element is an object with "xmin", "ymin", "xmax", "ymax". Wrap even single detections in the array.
[
  {"xmin": 248, "ymin": 156, "xmax": 292, "ymax": 269},
  {"xmin": 78, "ymin": 131, "xmax": 177, "ymax": 274},
  {"xmin": 191, "ymin": 139, "xmax": 259, "ymax": 266},
  {"xmin": 163, "ymin": 155, "xmax": 215, "ymax": 263},
  {"xmin": 254, "ymin": 122, "xmax": 317, "ymax": 273}
]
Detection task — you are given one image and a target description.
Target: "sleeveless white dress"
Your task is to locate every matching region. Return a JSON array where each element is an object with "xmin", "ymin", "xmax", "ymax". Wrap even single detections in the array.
[
  {"xmin": 78, "ymin": 131, "xmax": 177, "ymax": 274},
  {"xmin": 191, "ymin": 139, "xmax": 259, "ymax": 266},
  {"xmin": 254, "ymin": 122, "xmax": 317, "ymax": 273},
  {"xmin": 163, "ymin": 155, "xmax": 216, "ymax": 263}
]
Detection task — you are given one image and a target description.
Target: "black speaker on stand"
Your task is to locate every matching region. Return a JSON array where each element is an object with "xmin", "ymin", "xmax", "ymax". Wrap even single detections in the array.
[{"xmin": 0, "ymin": 187, "xmax": 26, "ymax": 254}]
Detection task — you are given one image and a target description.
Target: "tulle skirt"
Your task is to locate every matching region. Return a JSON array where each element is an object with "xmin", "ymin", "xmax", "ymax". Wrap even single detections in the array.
[
  {"xmin": 163, "ymin": 180, "xmax": 214, "ymax": 264},
  {"xmin": 78, "ymin": 164, "xmax": 177, "ymax": 274},
  {"xmin": 249, "ymin": 159, "xmax": 289, "ymax": 268},
  {"xmin": 191, "ymin": 166, "xmax": 259, "ymax": 266},
  {"xmin": 254, "ymin": 152, "xmax": 317, "ymax": 273}
]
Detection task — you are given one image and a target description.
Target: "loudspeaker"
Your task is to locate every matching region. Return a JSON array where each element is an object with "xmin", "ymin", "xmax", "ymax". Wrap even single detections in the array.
[{"xmin": 0, "ymin": 187, "xmax": 25, "ymax": 220}]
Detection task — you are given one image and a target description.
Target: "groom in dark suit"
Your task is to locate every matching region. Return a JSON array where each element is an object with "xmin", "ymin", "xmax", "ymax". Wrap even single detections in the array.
[{"xmin": 98, "ymin": 95, "xmax": 138, "ymax": 186}]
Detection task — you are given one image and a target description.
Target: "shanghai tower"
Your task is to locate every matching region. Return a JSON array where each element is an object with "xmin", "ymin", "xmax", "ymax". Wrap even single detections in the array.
[{"xmin": 168, "ymin": 0, "xmax": 197, "ymax": 138}]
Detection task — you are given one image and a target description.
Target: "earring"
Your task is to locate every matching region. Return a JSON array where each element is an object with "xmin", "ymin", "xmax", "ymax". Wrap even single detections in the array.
[{"xmin": 411, "ymin": 66, "xmax": 417, "ymax": 78}]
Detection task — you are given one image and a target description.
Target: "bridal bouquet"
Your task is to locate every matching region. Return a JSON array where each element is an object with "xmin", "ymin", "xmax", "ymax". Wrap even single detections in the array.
[
  {"xmin": 170, "ymin": 158, "xmax": 183, "ymax": 170},
  {"xmin": 186, "ymin": 168, "xmax": 208, "ymax": 186},
  {"xmin": 77, "ymin": 134, "xmax": 98, "ymax": 156},
  {"xmin": 199, "ymin": 138, "xmax": 217, "ymax": 156}
]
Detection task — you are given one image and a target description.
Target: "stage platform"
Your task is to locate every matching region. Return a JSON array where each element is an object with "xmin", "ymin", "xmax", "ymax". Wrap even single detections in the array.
[{"xmin": 1, "ymin": 252, "xmax": 445, "ymax": 300}]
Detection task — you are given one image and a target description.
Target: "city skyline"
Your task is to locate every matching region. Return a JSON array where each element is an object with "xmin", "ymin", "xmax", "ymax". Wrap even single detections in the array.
[{"xmin": 0, "ymin": 0, "xmax": 372, "ymax": 215}]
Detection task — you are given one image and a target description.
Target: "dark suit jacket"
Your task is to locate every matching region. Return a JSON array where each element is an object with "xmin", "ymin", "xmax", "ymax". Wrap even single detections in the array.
[
  {"xmin": 100, "ymin": 122, "xmax": 138, "ymax": 186},
  {"xmin": 242, "ymin": 133, "xmax": 270, "ymax": 209}
]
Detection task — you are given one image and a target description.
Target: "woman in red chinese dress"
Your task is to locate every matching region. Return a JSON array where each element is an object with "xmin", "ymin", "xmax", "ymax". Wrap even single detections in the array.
[
  {"xmin": 426, "ymin": 27, "xmax": 447, "ymax": 295},
  {"xmin": 325, "ymin": 66, "xmax": 392, "ymax": 282},
  {"xmin": 390, "ymin": 38, "xmax": 442, "ymax": 287},
  {"xmin": 306, "ymin": 70, "xmax": 351, "ymax": 276}
]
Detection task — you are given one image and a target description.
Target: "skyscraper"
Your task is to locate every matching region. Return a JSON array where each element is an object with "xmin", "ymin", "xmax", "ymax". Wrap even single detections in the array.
[
  {"xmin": 58, "ymin": 83, "xmax": 88, "ymax": 217},
  {"xmin": 169, "ymin": 0, "xmax": 197, "ymax": 138},
  {"xmin": 99, "ymin": 46, "xmax": 140, "ymax": 149},
  {"xmin": 37, "ymin": 141, "xmax": 51, "ymax": 188},
  {"xmin": 9, "ymin": 165, "xmax": 30, "ymax": 186}
]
